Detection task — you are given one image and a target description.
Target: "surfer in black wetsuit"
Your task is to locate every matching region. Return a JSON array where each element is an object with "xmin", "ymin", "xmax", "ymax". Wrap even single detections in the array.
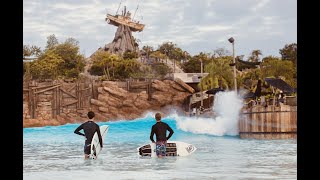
[
  {"xmin": 74, "ymin": 111, "xmax": 103, "ymax": 159},
  {"xmin": 150, "ymin": 112, "xmax": 174, "ymax": 158}
]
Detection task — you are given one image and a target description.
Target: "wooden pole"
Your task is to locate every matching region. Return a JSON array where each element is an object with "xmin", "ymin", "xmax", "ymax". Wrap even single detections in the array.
[
  {"xmin": 272, "ymin": 87, "xmax": 275, "ymax": 112},
  {"xmin": 87, "ymin": 83, "xmax": 90, "ymax": 107},
  {"xmin": 147, "ymin": 79, "xmax": 151, "ymax": 101},
  {"xmin": 57, "ymin": 86, "xmax": 60, "ymax": 115},
  {"xmin": 28, "ymin": 84, "xmax": 33, "ymax": 118},
  {"xmin": 91, "ymin": 81, "xmax": 94, "ymax": 99},
  {"xmin": 79, "ymin": 83, "xmax": 82, "ymax": 108},
  {"xmin": 189, "ymin": 95, "xmax": 192, "ymax": 116},
  {"xmin": 76, "ymin": 82, "xmax": 78, "ymax": 108},
  {"xmin": 127, "ymin": 79, "xmax": 130, "ymax": 91},
  {"xmin": 33, "ymin": 88, "xmax": 37, "ymax": 118},
  {"xmin": 146, "ymin": 82, "xmax": 149, "ymax": 100},
  {"xmin": 61, "ymin": 84, "xmax": 64, "ymax": 113},
  {"xmin": 52, "ymin": 87, "xmax": 56, "ymax": 118},
  {"xmin": 78, "ymin": 82, "xmax": 80, "ymax": 108},
  {"xmin": 80, "ymin": 83, "xmax": 84, "ymax": 109},
  {"xmin": 83, "ymin": 83, "xmax": 87, "ymax": 108}
]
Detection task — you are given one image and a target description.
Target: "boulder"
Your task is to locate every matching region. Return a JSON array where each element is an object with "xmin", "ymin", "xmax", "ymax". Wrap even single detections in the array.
[
  {"xmin": 97, "ymin": 87, "xmax": 107, "ymax": 94},
  {"xmin": 90, "ymin": 99, "xmax": 107, "ymax": 107},
  {"xmin": 122, "ymin": 99, "xmax": 135, "ymax": 107},
  {"xmin": 98, "ymin": 107, "xmax": 109, "ymax": 113},
  {"xmin": 133, "ymin": 98, "xmax": 151, "ymax": 109},
  {"xmin": 167, "ymin": 80, "xmax": 186, "ymax": 92},
  {"xmin": 174, "ymin": 78, "xmax": 195, "ymax": 93},
  {"xmin": 152, "ymin": 80, "xmax": 169, "ymax": 92},
  {"xmin": 151, "ymin": 92, "xmax": 173, "ymax": 106},
  {"xmin": 103, "ymin": 86, "xmax": 128, "ymax": 99},
  {"xmin": 105, "ymin": 95, "xmax": 123, "ymax": 107}
]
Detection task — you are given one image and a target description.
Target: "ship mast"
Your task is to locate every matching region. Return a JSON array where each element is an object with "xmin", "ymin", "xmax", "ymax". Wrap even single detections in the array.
[
  {"xmin": 116, "ymin": 0, "xmax": 122, "ymax": 15},
  {"xmin": 123, "ymin": 6, "xmax": 126, "ymax": 16},
  {"xmin": 105, "ymin": 0, "xmax": 145, "ymax": 32},
  {"xmin": 132, "ymin": 3, "xmax": 139, "ymax": 21}
]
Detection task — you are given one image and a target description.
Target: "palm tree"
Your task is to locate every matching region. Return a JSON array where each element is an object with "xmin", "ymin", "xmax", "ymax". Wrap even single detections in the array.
[
  {"xmin": 248, "ymin": 50, "xmax": 262, "ymax": 62},
  {"xmin": 200, "ymin": 56, "xmax": 234, "ymax": 90},
  {"xmin": 150, "ymin": 51, "xmax": 166, "ymax": 62},
  {"xmin": 142, "ymin": 45, "xmax": 154, "ymax": 63}
]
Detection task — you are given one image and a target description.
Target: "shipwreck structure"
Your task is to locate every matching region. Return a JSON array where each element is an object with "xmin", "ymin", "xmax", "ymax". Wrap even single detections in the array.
[
  {"xmin": 92, "ymin": 4, "xmax": 145, "ymax": 56},
  {"xmin": 106, "ymin": 6, "xmax": 145, "ymax": 32}
]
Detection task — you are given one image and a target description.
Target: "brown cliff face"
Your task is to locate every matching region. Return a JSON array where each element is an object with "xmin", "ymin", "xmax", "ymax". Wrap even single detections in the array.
[
  {"xmin": 91, "ymin": 80, "xmax": 191, "ymax": 121},
  {"xmin": 23, "ymin": 79, "xmax": 192, "ymax": 128}
]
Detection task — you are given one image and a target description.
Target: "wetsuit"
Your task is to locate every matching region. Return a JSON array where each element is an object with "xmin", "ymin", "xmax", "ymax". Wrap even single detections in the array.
[
  {"xmin": 150, "ymin": 121, "xmax": 174, "ymax": 156},
  {"xmin": 74, "ymin": 121, "xmax": 103, "ymax": 155}
]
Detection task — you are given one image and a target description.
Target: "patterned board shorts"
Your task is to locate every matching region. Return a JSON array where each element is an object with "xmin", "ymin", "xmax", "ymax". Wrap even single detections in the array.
[{"xmin": 156, "ymin": 141, "xmax": 167, "ymax": 156}]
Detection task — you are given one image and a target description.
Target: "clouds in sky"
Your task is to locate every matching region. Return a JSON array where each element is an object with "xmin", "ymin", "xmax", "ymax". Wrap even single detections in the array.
[{"xmin": 23, "ymin": 0, "xmax": 296, "ymax": 58}]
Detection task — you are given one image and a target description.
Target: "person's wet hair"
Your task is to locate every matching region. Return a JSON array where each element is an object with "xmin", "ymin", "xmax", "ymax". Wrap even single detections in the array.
[
  {"xmin": 87, "ymin": 111, "xmax": 95, "ymax": 119},
  {"xmin": 155, "ymin": 113, "xmax": 161, "ymax": 121}
]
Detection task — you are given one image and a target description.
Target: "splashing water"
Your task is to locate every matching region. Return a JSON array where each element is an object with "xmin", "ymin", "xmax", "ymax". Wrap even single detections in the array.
[
  {"xmin": 23, "ymin": 91, "xmax": 297, "ymax": 179},
  {"xmin": 175, "ymin": 91, "xmax": 243, "ymax": 136}
]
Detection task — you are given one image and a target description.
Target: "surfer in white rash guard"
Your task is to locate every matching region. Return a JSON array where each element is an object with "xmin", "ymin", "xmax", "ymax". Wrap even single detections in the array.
[
  {"xmin": 74, "ymin": 111, "xmax": 103, "ymax": 159},
  {"xmin": 150, "ymin": 113, "xmax": 174, "ymax": 158}
]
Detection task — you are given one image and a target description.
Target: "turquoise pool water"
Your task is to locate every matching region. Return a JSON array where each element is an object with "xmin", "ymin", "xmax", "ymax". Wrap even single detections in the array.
[{"xmin": 23, "ymin": 92, "xmax": 297, "ymax": 179}]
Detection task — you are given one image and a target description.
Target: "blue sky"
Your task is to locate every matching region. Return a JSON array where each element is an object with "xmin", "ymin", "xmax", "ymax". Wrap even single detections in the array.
[{"xmin": 23, "ymin": 0, "xmax": 297, "ymax": 59}]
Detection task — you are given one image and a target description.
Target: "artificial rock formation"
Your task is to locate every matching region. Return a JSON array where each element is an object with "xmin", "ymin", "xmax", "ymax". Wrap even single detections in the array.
[
  {"xmin": 23, "ymin": 79, "xmax": 193, "ymax": 128},
  {"xmin": 90, "ymin": 79, "xmax": 192, "ymax": 121},
  {"xmin": 92, "ymin": 25, "xmax": 139, "ymax": 57}
]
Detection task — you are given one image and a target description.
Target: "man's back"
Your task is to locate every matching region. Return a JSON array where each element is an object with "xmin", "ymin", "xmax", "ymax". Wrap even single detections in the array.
[
  {"xmin": 150, "ymin": 122, "xmax": 174, "ymax": 142},
  {"xmin": 74, "ymin": 111, "xmax": 103, "ymax": 159},
  {"xmin": 74, "ymin": 121, "xmax": 99, "ymax": 144}
]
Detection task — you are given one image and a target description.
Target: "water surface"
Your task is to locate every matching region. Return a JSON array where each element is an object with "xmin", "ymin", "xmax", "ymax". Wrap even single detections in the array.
[{"xmin": 23, "ymin": 91, "xmax": 296, "ymax": 179}]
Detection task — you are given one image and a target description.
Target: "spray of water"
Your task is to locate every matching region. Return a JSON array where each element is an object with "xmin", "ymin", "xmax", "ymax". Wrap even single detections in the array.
[{"xmin": 175, "ymin": 91, "xmax": 243, "ymax": 136}]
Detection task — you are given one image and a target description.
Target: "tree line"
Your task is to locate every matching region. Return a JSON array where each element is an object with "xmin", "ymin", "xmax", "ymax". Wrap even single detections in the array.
[
  {"xmin": 140, "ymin": 41, "xmax": 296, "ymax": 93},
  {"xmin": 23, "ymin": 34, "xmax": 297, "ymax": 94},
  {"xmin": 23, "ymin": 34, "xmax": 86, "ymax": 80}
]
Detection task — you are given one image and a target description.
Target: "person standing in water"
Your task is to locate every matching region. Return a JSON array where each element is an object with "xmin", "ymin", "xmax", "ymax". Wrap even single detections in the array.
[
  {"xmin": 74, "ymin": 111, "xmax": 103, "ymax": 159},
  {"xmin": 150, "ymin": 113, "xmax": 174, "ymax": 158}
]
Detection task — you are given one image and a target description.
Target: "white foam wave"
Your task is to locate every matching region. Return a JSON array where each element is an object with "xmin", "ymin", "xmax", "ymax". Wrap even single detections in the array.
[{"xmin": 175, "ymin": 91, "xmax": 243, "ymax": 136}]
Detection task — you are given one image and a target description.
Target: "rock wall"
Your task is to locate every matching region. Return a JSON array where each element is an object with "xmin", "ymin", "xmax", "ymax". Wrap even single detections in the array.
[
  {"xmin": 23, "ymin": 81, "xmax": 91, "ymax": 127},
  {"xmin": 23, "ymin": 79, "xmax": 193, "ymax": 128},
  {"xmin": 90, "ymin": 80, "xmax": 191, "ymax": 121},
  {"xmin": 35, "ymin": 91, "xmax": 53, "ymax": 120},
  {"xmin": 23, "ymin": 81, "xmax": 55, "ymax": 122}
]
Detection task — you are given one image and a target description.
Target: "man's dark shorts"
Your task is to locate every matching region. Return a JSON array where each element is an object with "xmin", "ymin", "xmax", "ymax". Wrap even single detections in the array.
[
  {"xmin": 156, "ymin": 141, "xmax": 167, "ymax": 156},
  {"xmin": 84, "ymin": 143, "xmax": 91, "ymax": 155}
]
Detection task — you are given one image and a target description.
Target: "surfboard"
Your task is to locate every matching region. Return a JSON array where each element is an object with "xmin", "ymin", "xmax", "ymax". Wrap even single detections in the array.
[
  {"xmin": 137, "ymin": 141, "xmax": 196, "ymax": 157},
  {"xmin": 89, "ymin": 125, "xmax": 109, "ymax": 159}
]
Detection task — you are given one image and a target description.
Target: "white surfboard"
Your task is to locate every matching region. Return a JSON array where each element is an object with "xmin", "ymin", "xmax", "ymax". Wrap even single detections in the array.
[
  {"xmin": 89, "ymin": 125, "xmax": 109, "ymax": 159},
  {"xmin": 137, "ymin": 141, "xmax": 196, "ymax": 157}
]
